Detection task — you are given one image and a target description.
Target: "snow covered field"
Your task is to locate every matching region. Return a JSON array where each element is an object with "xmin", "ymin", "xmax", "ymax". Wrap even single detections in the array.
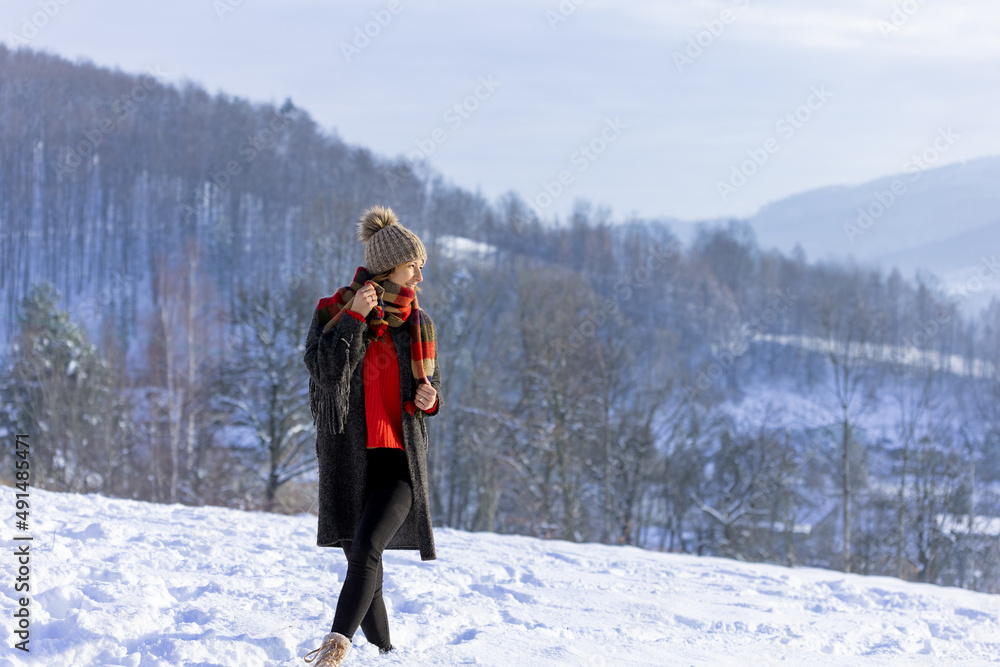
[{"xmin": 2, "ymin": 487, "xmax": 998, "ymax": 667}]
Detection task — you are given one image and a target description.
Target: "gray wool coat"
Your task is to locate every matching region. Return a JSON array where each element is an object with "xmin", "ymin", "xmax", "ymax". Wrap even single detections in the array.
[{"xmin": 303, "ymin": 303, "xmax": 442, "ymax": 561}]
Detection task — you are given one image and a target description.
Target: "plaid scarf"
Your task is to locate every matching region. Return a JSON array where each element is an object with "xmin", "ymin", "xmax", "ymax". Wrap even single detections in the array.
[{"xmin": 311, "ymin": 266, "xmax": 436, "ymax": 426}]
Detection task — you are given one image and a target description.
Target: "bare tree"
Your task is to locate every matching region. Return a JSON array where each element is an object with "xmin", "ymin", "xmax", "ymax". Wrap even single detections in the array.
[
  {"xmin": 589, "ymin": 325, "xmax": 679, "ymax": 546},
  {"xmin": 886, "ymin": 355, "xmax": 940, "ymax": 579},
  {"xmin": 814, "ymin": 274, "xmax": 887, "ymax": 572},
  {"xmin": 143, "ymin": 238, "xmax": 225, "ymax": 503},
  {"xmin": 218, "ymin": 276, "xmax": 317, "ymax": 511},
  {"xmin": 692, "ymin": 408, "xmax": 787, "ymax": 560},
  {"xmin": 512, "ymin": 259, "xmax": 603, "ymax": 541}
]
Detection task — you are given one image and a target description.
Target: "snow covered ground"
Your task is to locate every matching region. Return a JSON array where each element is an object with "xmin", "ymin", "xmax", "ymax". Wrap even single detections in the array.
[{"xmin": 2, "ymin": 486, "xmax": 999, "ymax": 667}]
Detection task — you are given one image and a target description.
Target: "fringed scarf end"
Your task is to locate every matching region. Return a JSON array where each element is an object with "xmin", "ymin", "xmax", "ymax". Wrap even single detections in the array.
[{"xmin": 309, "ymin": 376, "xmax": 350, "ymax": 435}]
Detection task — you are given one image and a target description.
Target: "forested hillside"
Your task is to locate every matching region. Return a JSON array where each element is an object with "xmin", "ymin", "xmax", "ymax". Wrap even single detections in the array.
[{"xmin": 1, "ymin": 45, "xmax": 999, "ymax": 592}]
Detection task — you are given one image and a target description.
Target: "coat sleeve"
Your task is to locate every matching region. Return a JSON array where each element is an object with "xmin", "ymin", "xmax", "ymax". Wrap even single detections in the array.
[
  {"xmin": 419, "ymin": 310, "xmax": 443, "ymax": 419},
  {"xmin": 303, "ymin": 304, "xmax": 368, "ymax": 433}
]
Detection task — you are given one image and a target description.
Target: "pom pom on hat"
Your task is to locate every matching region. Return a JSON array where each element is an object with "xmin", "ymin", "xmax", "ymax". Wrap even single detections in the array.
[
  {"xmin": 356, "ymin": 204, "xmax": 428, "ymax": 276},
  {"xmin": 356, "ymin": 205, "xmax": 399, "ymax": 243}
]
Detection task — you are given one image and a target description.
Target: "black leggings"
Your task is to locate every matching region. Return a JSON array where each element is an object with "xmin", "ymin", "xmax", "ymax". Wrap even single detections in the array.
[{"xmin": 331, "ymin": 447, "xmax": 413, "ymax": 650}]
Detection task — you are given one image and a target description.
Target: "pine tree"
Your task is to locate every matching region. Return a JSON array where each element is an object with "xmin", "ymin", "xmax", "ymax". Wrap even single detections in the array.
[{"xmin": 0, "ymin": 282, "xmax": 131, "ymax": 492}]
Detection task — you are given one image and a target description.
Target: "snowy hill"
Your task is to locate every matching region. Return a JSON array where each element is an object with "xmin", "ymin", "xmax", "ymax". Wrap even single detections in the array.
[
  {"xmin": 436, "ymin": 235, "xmax": 498, "ymax": 263},
  {"xmin": 2, "ymin": 487, "xmax": 999, "ymax": 666}
]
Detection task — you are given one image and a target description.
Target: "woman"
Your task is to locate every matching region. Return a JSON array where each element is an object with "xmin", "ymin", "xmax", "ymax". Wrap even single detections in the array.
[{"xmin": 302, "ymin": 205, "xmax": 443, "ymax": 666}]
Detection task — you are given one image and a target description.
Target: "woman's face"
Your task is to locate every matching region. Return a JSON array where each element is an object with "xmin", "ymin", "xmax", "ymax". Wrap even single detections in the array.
[{"xmin": 386, "ymin": 258, "xmax": 425, "ymax": 290}]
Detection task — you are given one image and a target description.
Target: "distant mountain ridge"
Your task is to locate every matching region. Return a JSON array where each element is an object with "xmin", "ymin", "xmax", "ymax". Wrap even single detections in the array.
[{"xmin": 742, "ymin": 155, "xmax": 1000, "ymax": 317}]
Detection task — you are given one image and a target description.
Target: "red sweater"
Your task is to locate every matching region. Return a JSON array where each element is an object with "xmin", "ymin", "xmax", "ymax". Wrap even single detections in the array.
[{"xmin": 345, "ymin": 309, "xmax": 438, "ymax": 449}]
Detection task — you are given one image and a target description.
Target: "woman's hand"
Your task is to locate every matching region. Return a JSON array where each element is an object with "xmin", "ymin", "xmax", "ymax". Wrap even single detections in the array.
[
  {"xmin": 415, "ymin": 383, "xmax": 437, "ymax": 410},
  {"xmin": 349, "ymin": 282, "xmax": 378, "ymax": 317}
]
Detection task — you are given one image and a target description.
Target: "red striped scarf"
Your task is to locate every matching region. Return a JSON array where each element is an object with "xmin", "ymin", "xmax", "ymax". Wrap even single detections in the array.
[{"xmin": 315, "ymin": 266, "xmax": 436, "ymax": 417}]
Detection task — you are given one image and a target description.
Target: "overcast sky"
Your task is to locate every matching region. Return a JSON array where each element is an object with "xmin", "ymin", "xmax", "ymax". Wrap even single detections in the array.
[{"xmin": 4, "ymin": 0, "xmax": 999, "ymax": 223}]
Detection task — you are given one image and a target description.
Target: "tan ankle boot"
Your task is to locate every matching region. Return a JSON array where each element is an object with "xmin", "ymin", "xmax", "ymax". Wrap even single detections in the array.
[{"xmin": 303, "ymin": 631, "xmax": 351, "ymax": 666}]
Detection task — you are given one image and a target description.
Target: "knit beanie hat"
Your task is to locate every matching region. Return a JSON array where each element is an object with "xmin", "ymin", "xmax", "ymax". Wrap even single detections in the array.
[{"xmin": 356, "ymin": 205, "xmax": 427, "ymax": 276}]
